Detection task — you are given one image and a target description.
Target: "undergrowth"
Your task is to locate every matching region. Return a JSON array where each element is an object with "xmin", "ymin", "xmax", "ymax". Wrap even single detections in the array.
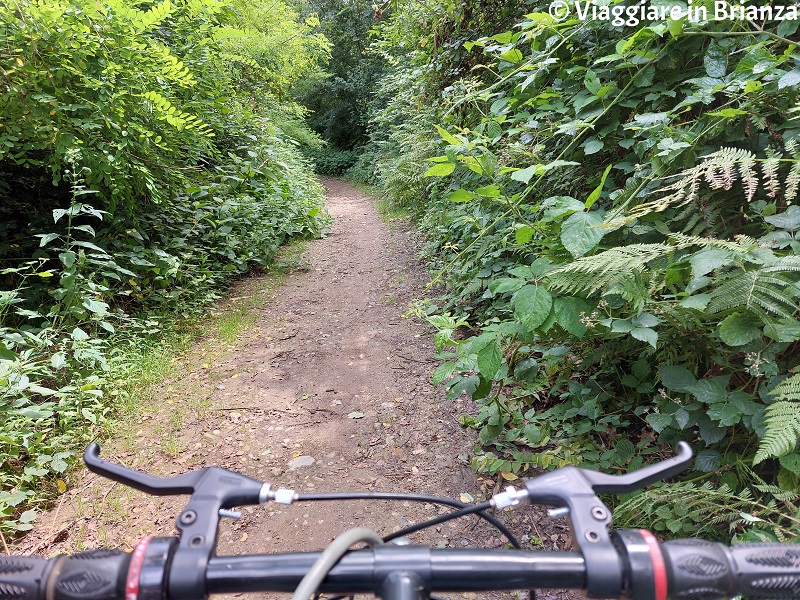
[
  {"xmin": 354, "ymin": 0, "xmax": 800, "ymax": 540},
  {"xmin": 0, "ymin": 0, "xmax": 328, "ymax": 537}
]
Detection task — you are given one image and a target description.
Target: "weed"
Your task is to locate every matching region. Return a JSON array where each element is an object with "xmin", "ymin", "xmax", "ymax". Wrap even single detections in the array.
[
  {"xmin": 359, "ymin": 0, "xmax": 800, "ymax": 541},
  {"xmin": 375, "ymin": 199, "xmax": 412, "ymax": 224}
]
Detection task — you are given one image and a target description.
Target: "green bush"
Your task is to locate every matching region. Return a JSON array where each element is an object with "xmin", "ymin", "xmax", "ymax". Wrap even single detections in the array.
[
  {"xmin": 369, "ymin": 0, "xmax": 800, "ymax": 540},
  {"xmin": 0, "ymin": 0, "xmax": 327, "ymax": 536},
  {"xmin": 301, "ymin": 146, "xmax": 361, "ymax": 175},
  {"xmin": 293, "ymin": 0, "xmax": 383, "ymax": 149}
]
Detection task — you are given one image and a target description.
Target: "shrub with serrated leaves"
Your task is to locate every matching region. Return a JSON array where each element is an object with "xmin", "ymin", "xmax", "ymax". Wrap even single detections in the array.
[
  {"xmin": 367, "ymin": 0, "xmax": 800, "ymax": 539},
  {"xmin": 0, "ymin": 0, "xmax": 327, "ymax": 536}
]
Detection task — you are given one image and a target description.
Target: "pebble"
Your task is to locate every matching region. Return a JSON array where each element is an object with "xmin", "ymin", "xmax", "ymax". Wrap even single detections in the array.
[{"xmin": 287, "ymin": 455, "xmax": 316, "ymax": 470}]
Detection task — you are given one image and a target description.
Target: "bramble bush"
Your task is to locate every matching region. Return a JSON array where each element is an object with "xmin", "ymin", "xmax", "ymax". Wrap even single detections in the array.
[
  {"xmin": 357, "ymin": 1, "xmax": 800, "ymax": 540},
  {"xmin": 0, "ymin": 0, "xmax": 327, "ymax": 536}
]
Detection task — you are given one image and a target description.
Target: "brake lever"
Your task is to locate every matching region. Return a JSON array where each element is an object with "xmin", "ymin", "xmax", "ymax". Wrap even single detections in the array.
[
  {"xmin": 489, "ymin": 442, "xmax": 693, "ymax": 599},
  {"xmin": 84, "ymin": 443, "xmax": 276, "ymax": 600},
  {"xmin": 581, "ymin": 440, "xmax": 693, "ymax": 493},
  {"xmin": 84, "ymin": 442, "xmax": 203, "ymax": 495}
]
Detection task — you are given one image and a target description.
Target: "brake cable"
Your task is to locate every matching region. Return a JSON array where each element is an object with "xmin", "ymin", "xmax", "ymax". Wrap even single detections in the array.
[
  {"xmin": 296, "ymin": 492, "xmax": 521, "ymax": 549},
  {"xmin": 293, "ymin": 528, "xmax": 383, "ymax": 600}
]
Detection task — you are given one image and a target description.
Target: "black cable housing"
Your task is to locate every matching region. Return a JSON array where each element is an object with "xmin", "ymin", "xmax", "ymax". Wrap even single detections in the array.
[
  {"xmin": 296, "ymin": 492, "xmax": 521, "ymax": 549},
  {"xmin": 383, "ymin": 502, "xmax": 492, "ymax": 542}
]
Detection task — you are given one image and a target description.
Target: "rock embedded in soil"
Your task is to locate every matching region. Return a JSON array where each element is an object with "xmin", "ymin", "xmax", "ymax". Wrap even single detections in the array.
[{"xmin": 287, "ymin": 455, "xmax": 316, "ymax": 470}]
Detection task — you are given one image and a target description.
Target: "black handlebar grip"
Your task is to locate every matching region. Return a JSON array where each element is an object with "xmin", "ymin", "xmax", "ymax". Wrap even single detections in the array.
[
  {"xmin": 661, "ymin": 539, "xmax": 800, "ymax": 599},
  {"xmin": 0, "ymin": 550, "xmax": 130, "ymax": 600},
  {"xmin": 728, "ymin": 543, "xmax": 800, "ymax": 598},
  {"xmin": 0, "ymin": 555, "xmax": 54, "ymax": 600},
  {"xmin": 51, "ymin": 550, "xmax": 130, "ymax": 600}
]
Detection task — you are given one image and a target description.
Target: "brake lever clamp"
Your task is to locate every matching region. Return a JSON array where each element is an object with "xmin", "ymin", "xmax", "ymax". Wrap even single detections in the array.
[
  {"xmin": 490, "ymin": 442, "xmax": 693, "ymax": 599},
  {"xmin": 84, "ymin": 443, "xmax": 294, "ymax": 600}
]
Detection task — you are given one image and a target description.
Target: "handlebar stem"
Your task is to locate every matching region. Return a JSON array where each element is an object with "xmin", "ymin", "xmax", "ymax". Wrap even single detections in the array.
[{"xmin": 380, "ymin": 572, "xmax": 427, "ymax": 600}]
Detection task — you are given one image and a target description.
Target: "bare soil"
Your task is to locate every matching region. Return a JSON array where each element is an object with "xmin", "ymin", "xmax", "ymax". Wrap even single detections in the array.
[{"xmin": 12, "ymin": 179, "xmax": 574, "ymax": 599}]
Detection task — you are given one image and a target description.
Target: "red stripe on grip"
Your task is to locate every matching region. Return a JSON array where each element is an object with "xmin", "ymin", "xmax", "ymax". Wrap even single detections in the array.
[
  {"xmin": 639, "ymin": 530, "xmax": 667, "ymax": 600},
  {"xmin": 126, "ymin": 536, "xmax": 153, "ymax": 600}
]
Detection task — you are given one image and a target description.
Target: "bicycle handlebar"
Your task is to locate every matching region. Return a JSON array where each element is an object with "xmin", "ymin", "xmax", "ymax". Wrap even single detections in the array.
[
  {"xmin": 3, "ymin": 535, "xmax": 800, "ymax": 600},
  {"xmin": 4, "ymin": 443, "xmax": 800, "ymax": 600}
]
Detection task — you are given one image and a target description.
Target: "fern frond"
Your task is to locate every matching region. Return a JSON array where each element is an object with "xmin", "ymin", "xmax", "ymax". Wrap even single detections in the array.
[
  {"xmin": 755, "ymin": 401, "xmax": 800, "ymax": 463},
  {"xmin": 707, "ymin": 273, "xmax": 791, "ymax": 318},
  {"xmin": 753, "ymin": 482, "xmax": 800, "ymax": 503},
  {"xmin": 654, "ymin": 310, "xmax": 707, "ymax": 366},
  {"xmin": 786, "ymin": 139, "xmax": 800, "ymax": 203},
  {"xmin": 581, "ymin": 337, "xmax": 636, "ymax": 367},
  {"xmin": 624, "ymin": 176, "xmax": 696, "ymax": 220},
  {"xmin": 675, "ymin": 201, "xmax": 702, "ymax": 234},
  {"xmin": 706, "ymin": 258, "xmax": 800, "ymax": 319},
  {"xmin": 627, "ymin": 145, "xmax": 800, "ymax": 224},
  {"xmin": 607, "ymin": 273, "xmax": 651, "ymax": 313},
  {"xmin": 702, "ymin": 148, "xmax": 757, "ymax": 191},
  {"xmin": 769, "ymin": 374, "xmax": 800, "ymax": 402},
  {"xmin": 763, "ymin": 149, "xmax": 782, "ymax": 199},
  {"xmin": 769, "ymin": 253, "xmax": 800, "ymax": 268},
  {"xmin": 755, "ymin": 376, "xmax": 800, "ymax": 463},
  {"xmin": 667, "ymin": 232, "xmax": 759, "ymax": 253},
  {"xmin": 674, "ymin": 196, "xmax": 726, "ymax": 237},
  {"xmin": 738, "ymin": 463, "xmax": 800, "ymax": 508},
  {"xmin": 739, "ymin": 150, "xmax": 759, "ymax": 202},
  {"xmin": 546, "ymin": 243, "xmax": 673, "ymax": 295},
  {"xmin": 615, "ymin": 480, "xmax": 800, "ymax": 540}
]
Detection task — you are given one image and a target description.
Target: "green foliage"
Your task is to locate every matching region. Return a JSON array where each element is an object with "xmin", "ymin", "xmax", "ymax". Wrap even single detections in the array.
[
  {"xmin": 756, "ymin": 375, "xmax": 800, "ymax": 464},
  {"xmin": 346, "ymin": 0, "xmax": 530, "ymax": 201},
  {"xmin": 351, "ymin": 66, "xmax": 441, "ymax": 207},
  {"xmin": 364, "ymin": 0, "xmax": 800, "ymax": 539},
  {"xmin": 614, "ymin": 480, "xmax": 800, "ymax": 541},
  {"xmin": 294, "ymin": 0, "xmax": 382, "ymax": 149},
  {"xmin": 0, "ymin": 0, "xmax": 327, "ymax": 536},
  {"xmin": 302, "ymin": 147, "xmax": 360, "ymax": 176},
  {"xmin": 0, "ymin": 0, "xmax": 327, "ymax": 211}
]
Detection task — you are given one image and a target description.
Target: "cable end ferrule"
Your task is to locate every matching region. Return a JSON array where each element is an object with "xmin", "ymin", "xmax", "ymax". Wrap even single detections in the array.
[
  {"xmin": 259, "ymin": 482, "xmax": 272, "ymax": 504},
  {"xmin": 273, "ymin": 488, "xmax": 297, "ymax": 504},
  {"xmin": 259, "ymin": 483, "xmax": 297, "ymax": 505},
  {"xmin": 491, "ymin": 486, "xmax": 529, "ymax": 510}
]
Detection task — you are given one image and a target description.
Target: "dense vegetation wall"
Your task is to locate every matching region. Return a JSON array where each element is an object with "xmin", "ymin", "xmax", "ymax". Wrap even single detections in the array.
[
  {"xmin": 0, "ymin": 0, "xmax": 328, "ymax": 535},
  {"xmin": 355, "ymin": 1, "xmax": 800, "ymax": 540}
]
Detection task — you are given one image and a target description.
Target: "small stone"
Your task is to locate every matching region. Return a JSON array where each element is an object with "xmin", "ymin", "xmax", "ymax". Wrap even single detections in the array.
[{"xmin": 287, "ymin": 456, "xmax": 316, "ymax": 470}]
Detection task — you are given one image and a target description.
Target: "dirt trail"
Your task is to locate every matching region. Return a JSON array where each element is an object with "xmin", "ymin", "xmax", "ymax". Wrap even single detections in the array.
[
  {"xmin": 200, "ymin": 177, "xmax": 502, "ymax": 553},
  {"xmin": 14, "ymin": 179, "xmax": 571, "ymax": 598}
]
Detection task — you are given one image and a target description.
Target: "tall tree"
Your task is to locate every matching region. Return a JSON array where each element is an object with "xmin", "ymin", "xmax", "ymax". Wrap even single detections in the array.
[{"xmin": 294, "ymin": 0, "xmax": 383, "ymax": 149}]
